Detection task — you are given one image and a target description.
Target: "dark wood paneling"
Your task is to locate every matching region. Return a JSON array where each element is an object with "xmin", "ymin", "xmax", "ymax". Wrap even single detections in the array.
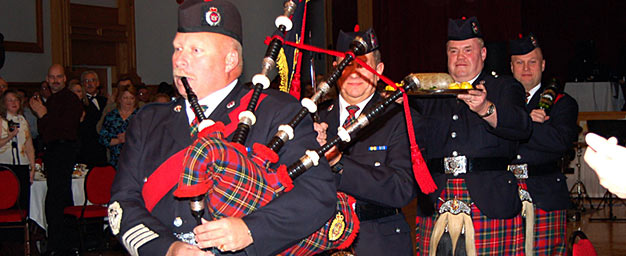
[
  {"xmin": 70, "ymin": 4, "xmax": 119, "ymax": 26},
  {"xmin": 71, "ymin": 40, "xmax": 117, "ymax": 66}
]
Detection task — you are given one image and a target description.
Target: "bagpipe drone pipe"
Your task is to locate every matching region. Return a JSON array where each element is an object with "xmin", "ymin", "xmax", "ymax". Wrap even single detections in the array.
[
  {"xmin": 171, "ymin": 1, "xmax": 436, "ymax": 255},
  {"xmin": 172, "ymin": 1, "xmax": 364, "ymax": 255},
  {"xmin": 172, "ymin": 39, "xmax": 370, "ymax": 255}
]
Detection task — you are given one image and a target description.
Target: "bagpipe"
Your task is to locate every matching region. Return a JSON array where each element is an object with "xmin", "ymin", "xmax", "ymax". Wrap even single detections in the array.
[{"xmin": 172, "ymin": 1, "xmax": 437, "ymax": 255}]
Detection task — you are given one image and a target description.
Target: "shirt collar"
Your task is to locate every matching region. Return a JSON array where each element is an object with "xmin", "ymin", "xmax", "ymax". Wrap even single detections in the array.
[
  {"xmin": 186, "ymin": 79, "xmax": 238, "ymax": 124},
  {"xmin": 527, "ymin": 83, "xmax": 542, "ymax": 103},
  {"xmin": 338, "ymin": 93, "xmax": 374, "ymax": 124},
  {"xmin": 465, "ymin": 72, "xmax": 481, "ymax": 85}
]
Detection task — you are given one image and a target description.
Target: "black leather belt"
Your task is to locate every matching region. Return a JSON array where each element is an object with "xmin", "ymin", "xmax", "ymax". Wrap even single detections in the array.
[
  {"xmin": 428, "ymin": 157, "xmax": 510, "ymax": 174},
  {"xmin": 355, "ymin": 203, "xmax": 400, "ymax": 221},
  {"xmin": 526, "ymin": 163, "xmax": 560, "ymax": 176}
]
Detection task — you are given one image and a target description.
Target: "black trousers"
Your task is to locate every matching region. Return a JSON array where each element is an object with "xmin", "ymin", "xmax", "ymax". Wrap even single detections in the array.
[{"xmin": 44, "ymin": 141, "xmax": 78, "ymax": 251}]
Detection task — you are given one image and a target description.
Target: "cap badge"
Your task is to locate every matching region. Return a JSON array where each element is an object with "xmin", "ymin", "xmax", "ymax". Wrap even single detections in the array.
[
  {"xmin": 370, "ymin": 33, "xmax": 377, "ymax": 49},
  {"xmin": 205, "ymin": 7, "xmax": 221, "ymax": 26},
  {"xmin": 530, "ymin": 36, "xmax": 538, "ymax": 47},
  {"xmin": 471, "ymin": 22, "xmax": 479, "ymax": 34}
]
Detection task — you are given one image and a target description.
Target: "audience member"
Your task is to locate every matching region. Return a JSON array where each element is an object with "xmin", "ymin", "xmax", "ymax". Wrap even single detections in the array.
[
  {"xmin": 77, "ymin": 70, "xmax": 108, "ymax": 167},
  {"xmin": 0, "ymin": 77, "xmax": 8, "ymax": 95},
  {"xmin": 98, "ymin": 84, "xmax": 138, "ymax": 168},
  {"xmin": 137, "ymin": 84, "xmax": 151, "ymax": 107},
  {"xmin": 16, "ymin": 89, "xmax": 38, "ymax": 141},
  {"xmin": 29, "ymin": 64, "xmax": 83, "ymax": 255},
  {"xmin": 38, "ymin": 81, "xmax": 51, "ymax": 103},
  {"xmin": 0, "ymin": 89, "xmax": 36, "ymax": 214},
  {"xmin": 153, "ymin": 93, "xmax": 171, "ymax": 103}
]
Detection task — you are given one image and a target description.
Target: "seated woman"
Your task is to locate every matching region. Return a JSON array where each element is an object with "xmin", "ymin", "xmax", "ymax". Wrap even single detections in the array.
[
  {"xmin": 0, "ymin": 90, "xmax": 36, "ymax": 212},
  {"xmin": 99, "ymin": 84, "xmax": 138, "ymax": 169}
]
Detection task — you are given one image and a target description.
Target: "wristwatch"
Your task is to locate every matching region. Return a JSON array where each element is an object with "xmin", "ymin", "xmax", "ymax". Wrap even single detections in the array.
[{"xmin": 480, "ymin": 102, "xmax": 495, "ymax": 118}]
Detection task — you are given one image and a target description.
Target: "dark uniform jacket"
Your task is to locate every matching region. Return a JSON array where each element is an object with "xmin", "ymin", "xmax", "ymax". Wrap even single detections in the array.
[
  {"xmin": 512, "ymin": 85, "xmax": 579, "ymax": 211},
  {"xmin": 78, "ymin": 94, "xmax": 108, "ymax": 167},
  {"xmin": 318, "ymin": 93, "xmax": 416, "ymax": 255},
  {"xmin": 411, "ymin": 71, "xmax": 532, "ymax": 219},
  {"xmin": 109, "ymin": 82, "xmax": 336, "ymax": 256}
]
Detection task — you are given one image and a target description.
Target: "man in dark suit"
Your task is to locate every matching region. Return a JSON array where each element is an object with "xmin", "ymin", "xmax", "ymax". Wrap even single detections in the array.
[
  {"xmin": 412, "ymin": 17, "xmax": 532, "ymax": 255},
  {"xmin": 78, "ymin": 70, "xmax": 108, "ymax": 167},
  {"xmin": 314, "ymin": 28, "xmax": 416, "ymax": 255},
  {"xmin": 107, "ymin": 0, "xmax": 336, "ymax": 255},
  {"xmin": 509, "ymin": 34, "xmax": 578, "ymax": 255}
]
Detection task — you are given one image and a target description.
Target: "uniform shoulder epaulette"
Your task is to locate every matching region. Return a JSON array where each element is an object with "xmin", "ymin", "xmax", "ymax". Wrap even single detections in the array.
[{"xmin": 490, "ymin": 71, "xmax": 499, "ymax": 78}]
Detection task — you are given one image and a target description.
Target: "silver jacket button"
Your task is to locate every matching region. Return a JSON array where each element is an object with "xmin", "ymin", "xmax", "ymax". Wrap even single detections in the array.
[{"xmin": 173, "ymin": 217, "xmax": 183, "ymax": 227}]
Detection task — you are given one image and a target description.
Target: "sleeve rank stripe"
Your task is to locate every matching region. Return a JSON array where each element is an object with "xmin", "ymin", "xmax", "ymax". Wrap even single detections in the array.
[{"xmin": 122, "ymin": 224, "xmax": 159, "ymax": 256}]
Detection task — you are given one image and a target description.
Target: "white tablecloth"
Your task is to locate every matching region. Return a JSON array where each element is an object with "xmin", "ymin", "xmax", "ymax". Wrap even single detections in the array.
[
  {"xmin": 29, "ymin": 177, "xmax": 85, "ymax": 231},
  {"xmin": 564, "ymin": 81, "xmax": 624, "ymax": 112}
]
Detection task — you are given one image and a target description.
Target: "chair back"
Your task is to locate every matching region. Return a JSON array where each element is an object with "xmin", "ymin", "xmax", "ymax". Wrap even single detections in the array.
[
  {"xmin": 569, "ymin": 230, "xmax": 597, "ymax": 256},
  {"xmin": 84, "ymin": 166, "xmax": 116, "ymax": 205},
  {"xmin": 0, "ymin": 168, "xmax": 19, "ymax": 210}
]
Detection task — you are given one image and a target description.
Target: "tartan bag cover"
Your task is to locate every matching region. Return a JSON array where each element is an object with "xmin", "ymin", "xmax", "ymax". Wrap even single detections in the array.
[
  {"xmin": 174, "ymin": 122, "xmax": 284, "ymax": 218},
  {"xmin": 174, "ymin": 121, "xmax": 360, "ymax": 255}
]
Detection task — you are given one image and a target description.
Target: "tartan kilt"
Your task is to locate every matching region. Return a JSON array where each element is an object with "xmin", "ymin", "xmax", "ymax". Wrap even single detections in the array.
[
  {"xmin": 515, "ymin": 178, "xmax": 567, "ymax": 255},
  {"xmin": 416, "ymin": 178, "xmax": 525, "ymax": 255},
  {"xmin": 532, "ymin": 207, "xmax": 567, "ymax": 255}
]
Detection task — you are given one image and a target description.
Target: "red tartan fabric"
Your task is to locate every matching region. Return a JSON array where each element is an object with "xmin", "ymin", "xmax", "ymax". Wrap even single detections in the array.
[
  {"xmin": 280, "ymin": 192, "xmax": 360, "ymax": 256},
  {"xmin": 533, "ymin": 208, "xmax": 567, "ymax": 256},
  {"xmin": 415, "ymin": 178, "xmax": 524, "ymax": 256},
  {"xmin": 175, "ymin": 122, "xmax": 282, "ymax": 218},
  {"xmin": 175, "ymin": 122, "xmax": 360, "ymax": 255}
]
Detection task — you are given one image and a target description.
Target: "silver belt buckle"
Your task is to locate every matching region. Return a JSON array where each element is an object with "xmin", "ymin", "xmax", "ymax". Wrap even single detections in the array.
[
  {"xmin": 507, "ymin": 164, "xmax": 528, "ymax": 179},
  {"xmin": 444, "ymin": 156, "xmax": 467, "ymax": 176}
]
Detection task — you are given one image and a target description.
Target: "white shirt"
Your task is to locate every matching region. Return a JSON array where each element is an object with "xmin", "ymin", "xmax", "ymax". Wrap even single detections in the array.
[
  {"xmin": 0, "ymin": 114, "xmax": 31, "ymax": 165},
  {"xmin": 186, "ymin": 79, "xmax": 238, "ymax": 124},
  {"xmin": 458, "ymin": 72, "xmax": 481, "ymax": 85},
  {"xmin": 527, "ymin": 83, "xmax": 542, "ymax": 104},
  {"xmin": 338, "ymin": 93, "xmax": 375, "ymax": 127},
  {"xmin": 86, "ymin": 93, "xmax": 100, "ymax": 110}
]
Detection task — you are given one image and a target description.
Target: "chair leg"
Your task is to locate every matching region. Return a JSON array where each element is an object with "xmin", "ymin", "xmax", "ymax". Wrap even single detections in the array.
[
  {"xmin": 78, "ymin": 219, "xmax": 85, "ymax": 253},
  {"xmin": 24, "ymin": 221, "xmax": 30, "ymax": 256}
]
